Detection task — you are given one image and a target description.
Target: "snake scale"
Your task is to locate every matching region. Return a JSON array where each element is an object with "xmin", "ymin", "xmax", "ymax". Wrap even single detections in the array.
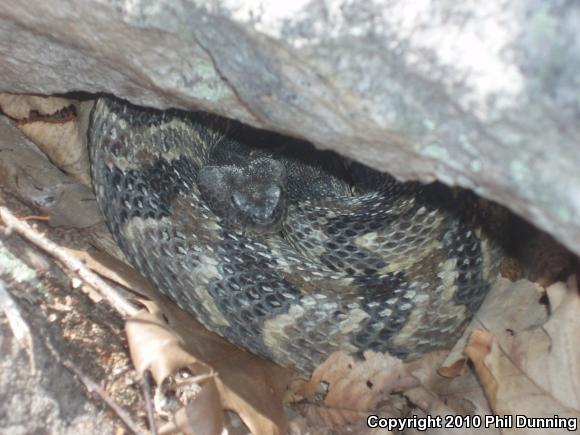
[{"xmin": 89, "ymin": 96, "xmax": 507, "ymax": 373}]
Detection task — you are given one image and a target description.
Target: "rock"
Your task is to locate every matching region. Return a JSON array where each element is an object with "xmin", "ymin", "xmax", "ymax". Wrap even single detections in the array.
[
  {"xmin": 0, "ymin": 215, "xmax": 118, "ymax": 434},
  {"xmin": 0, "ymin": 116, "xmax": 101, "ymax": 228},
  {"xmin": 0, "ymin": 0, "xmax": 579, "ymax": 255}
]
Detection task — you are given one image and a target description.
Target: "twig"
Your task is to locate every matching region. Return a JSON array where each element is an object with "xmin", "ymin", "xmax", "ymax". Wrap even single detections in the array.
[
  {"xmin": 63, "ymin": 360, "xmax": 147, "ymax": 435},
  {"xmin": 142, "ymin": 370, "xmax": 158, "ymax": 435},
  {"xmin": 19, "ymin": 215, "xmax": 50, "ymax": 222},
  {"xmin": 0, "ymin": 280, "xmax": 36, "ymax": 373},
  {"xmin": 0, "ymin": 206, "xmax": 138, "ymax": 318}
]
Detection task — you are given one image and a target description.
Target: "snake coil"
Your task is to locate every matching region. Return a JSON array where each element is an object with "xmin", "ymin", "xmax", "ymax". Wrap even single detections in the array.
[{"xmin": 90, "ymin": 97, "xmax": 506, "ymax": 373}]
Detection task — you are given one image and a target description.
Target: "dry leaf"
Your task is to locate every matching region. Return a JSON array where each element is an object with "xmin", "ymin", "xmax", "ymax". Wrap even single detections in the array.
[
  {"xmin": 125, "ymin": 304, "xmax": 290, "ymax": 435},
  {"xmin": 294, "ymin": 350, "xmax": 445, "ymax": 413},
  {"xmin": 0, "ymin": 93, "xmax": 71, "ymax": 119},
  {"xmin": 126, "ymin": 307, "xmax": 227, "ymax": 435},
  {"xmin": 0, "ymin": 93, "xmax": 90, "ymax": 185},
  {"xmin": 467, "ymin": 330, "xmax": 580, "ymax": 434},
  {"xmin": 288, "ymin": 347, "xmax": 446, "ymax": 433},
  {"xmin": 405, "ymin": 378, "xmax": 499, "ymax": 435},
  {"xmin": 503, "ymin": 276, "xmax": 580, "ymax": 409},
  {"xmin": 159, "ymin": 377, "xmax": 224, "ymax": 435},
  {"xmin": 442, "ymin": 277, "xmax": 547, "ymax": 366},
  {"xmin": 433, "ymin": 367, "xmax": 494, "ymax": 424},
  {"xmin": 436, "ymin": 358, "xmax": 467, "ymax": 378},
  {"xmin": 463, "ymin": 277, "xmax": 580, "ymax": 434},
  {"xmin": 212, "ymin": 352, "xmax": 290, "ymax": 435},
  {"xmin": 545, "ymin": 278, "xmax": 568, "ymax": 311},
  {"xmin": 464, "ymin": 330, "xmax": 496, "ymax": 402},
  {"xmin": 18, "ymin": 116, "xmax": 90, "ymax": 185},
  {"xmin": 126, "ymin": 308, "xmax": 209, "ymax": 382},
  {"xmin": 410, "ymin": 277, "xmax": 561, "ymax": 434},
  {"xmin": 476, "ymin": 277, "xmax": 548, "ymax": 334},
  {"xmin": 295, "ymin": 351, "xmax": 407, "ymax": 411}
]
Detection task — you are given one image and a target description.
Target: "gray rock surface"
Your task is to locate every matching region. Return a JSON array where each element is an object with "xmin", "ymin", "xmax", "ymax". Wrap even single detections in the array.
[
  {"xmin": 0, "ymin": 0, "xmax": 578, "ymax": 255},
  {"xmin": 0, "ymin": 228, "xmax": 117, "ymax": 435}
]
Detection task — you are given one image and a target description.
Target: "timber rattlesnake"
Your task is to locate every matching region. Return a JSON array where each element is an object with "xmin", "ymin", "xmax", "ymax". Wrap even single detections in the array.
[{"xmin": 89, "ymin": 96, "xmax": 506, "ymax": 373}]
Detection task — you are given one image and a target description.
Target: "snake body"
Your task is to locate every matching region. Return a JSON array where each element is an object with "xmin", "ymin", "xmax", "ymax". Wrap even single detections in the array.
[{"xmin": 89, "ymin": 97, "xmax": 506, "ymax": 373}]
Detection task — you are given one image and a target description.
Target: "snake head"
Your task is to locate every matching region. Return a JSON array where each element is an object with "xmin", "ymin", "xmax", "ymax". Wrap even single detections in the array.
[
  {"xmin": 232, "ymin": 184, "xmax": 281, "ymax": 226},
  {"xmin": 197, "ymin": 158, "xmax": 287, "ymax": 234}
]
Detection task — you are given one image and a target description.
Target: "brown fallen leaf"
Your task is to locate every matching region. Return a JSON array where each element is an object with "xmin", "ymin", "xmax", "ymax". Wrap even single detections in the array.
[
  {"xmin": 464, "ymin": 330, "xmax": 496, "ymax": 403},
  {"xmin": 17, "ymin": 115, "xmax": 90, "ymax": 185},
  {"xmin": 0, "ymin": 93, "xmax": 72, "ymax": 119},
  {"xmin": 442, "ymin": 277, "xmax": 548, "ymax": 366},
  {"xmin": 467, "ymin": 330, "xmax": 580, "ymax": 433},
  {"xmin": 405, "ymin": 342, "xmax": 499, "ymax": 434},
  {"xmin": 463, "ymin": 277, "xmax": 580, "ymax": 434},
  {"xmin": 294, "ymin": 351, "xmax": 445, "ymax": 430},
  {"xmin": 158, "ymin": 376, "xmax": 224, "ymax": 435},
  {"xmin": 126, "ymin": 308, "xmax": 210, "ymax": 382},
  {"xmin": 0, "ymin": 93, "xmax": 91, "ymax": 186},
  {"xmin": 504, "ymin": 276, "xmax": 580, "ymax": 409},
  {"xmin": 294, "ymin": 351, "xmax": 409, "ymax": 412},
  {"xmin": 405, "ymin": 277, "xmax": 555, "ymax": 434},
  {"xmin": 431, "ymin": 365, "xmax": 495, "ymax": 425},
  {"xmin": 436, "ymin": 358, "xmax": 467, "ymax": 379},
  {"xmin": 475, "ymin": 276, "xmax": 548, "ymax": 335}
]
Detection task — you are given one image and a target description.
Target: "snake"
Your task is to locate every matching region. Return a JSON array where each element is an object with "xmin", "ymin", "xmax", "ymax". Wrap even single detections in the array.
[{"xmin": 89, "ymin": 96, "xmax": 507, "ymax": 373}]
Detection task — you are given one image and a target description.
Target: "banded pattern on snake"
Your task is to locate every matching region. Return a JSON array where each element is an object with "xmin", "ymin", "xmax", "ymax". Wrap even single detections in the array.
[{"xmin": 89, "ymin": 96, "xmax": 507, "ymax": 373}]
